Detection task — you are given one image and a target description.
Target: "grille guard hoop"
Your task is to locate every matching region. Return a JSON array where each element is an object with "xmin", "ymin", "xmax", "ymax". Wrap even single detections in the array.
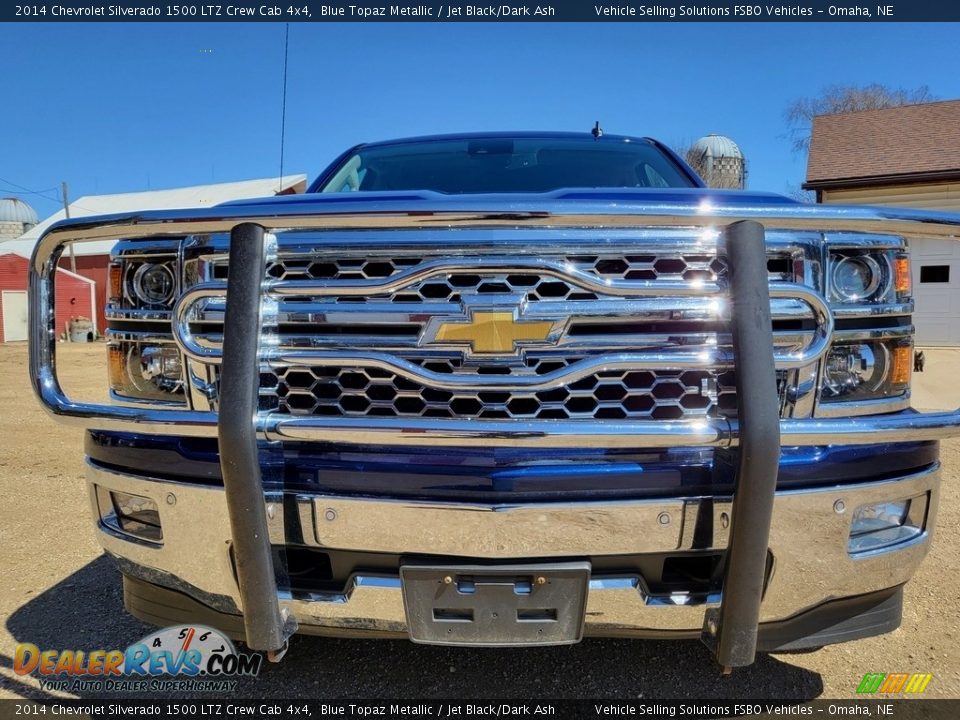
[{"xmin": 28, "ymin": 208, "xmax": 960, "ymax": 447}]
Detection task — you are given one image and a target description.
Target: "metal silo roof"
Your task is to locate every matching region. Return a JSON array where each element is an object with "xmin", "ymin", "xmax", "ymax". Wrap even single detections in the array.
[
  {"xmin": 692, "ymin": 134, "xmax": 744, "ymax": 160},
  {"xmin": 0, "ymin": 197, "xmax": 39, "ymax": 225}
]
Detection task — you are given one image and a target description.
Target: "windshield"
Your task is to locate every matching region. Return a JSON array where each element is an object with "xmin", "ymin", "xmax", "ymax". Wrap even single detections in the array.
[{"xmin": 317, "ymin": 137, "xmax": 697, "ymax": 194}]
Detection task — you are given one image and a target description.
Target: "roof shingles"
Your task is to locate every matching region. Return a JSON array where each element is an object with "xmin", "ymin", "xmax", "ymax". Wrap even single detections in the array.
[{"xmin": 805, "ymin": 99, "xmax": 960, "ymax": 187}]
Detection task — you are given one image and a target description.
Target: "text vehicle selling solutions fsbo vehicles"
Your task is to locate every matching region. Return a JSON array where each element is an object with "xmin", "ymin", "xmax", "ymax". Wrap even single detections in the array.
[{"xmin": 28, "ymin": 132, "xmax": 960, "ymax": 668}]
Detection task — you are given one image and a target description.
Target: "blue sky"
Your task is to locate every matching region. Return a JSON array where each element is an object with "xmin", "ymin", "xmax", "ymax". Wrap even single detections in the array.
[{"xmin": 2, "ymin": 22, "xmax": 957, "ymax": 217}]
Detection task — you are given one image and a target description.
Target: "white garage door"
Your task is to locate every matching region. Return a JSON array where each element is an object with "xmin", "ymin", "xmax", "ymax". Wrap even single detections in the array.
[
  {"xmin": 911, "ymin": 238, "xmax": 960, "ymax": 346},
  {"xmin": 1, "ymin": 291, "xmax": 28, "ymax": 343}
]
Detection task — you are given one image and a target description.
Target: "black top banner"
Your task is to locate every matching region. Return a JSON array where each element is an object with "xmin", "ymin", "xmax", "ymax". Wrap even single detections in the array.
[
  {"xmin": 3, "ymin": 700, "xmax": 960, "ymax": 719},
  {"xmin": 6, "ymin": 0, "xmax": 960, "ymax": 22}
]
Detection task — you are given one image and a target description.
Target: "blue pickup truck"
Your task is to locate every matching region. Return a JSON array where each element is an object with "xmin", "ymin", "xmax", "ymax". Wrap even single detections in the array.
[{"xmin": 28, "ymin": 132, "xmax": 960, "ymax": 669}]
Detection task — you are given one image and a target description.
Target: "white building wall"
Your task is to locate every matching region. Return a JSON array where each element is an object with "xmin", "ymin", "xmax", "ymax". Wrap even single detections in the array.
[{"xmin": 821, "ymin": 181, "xmax": 960, "ymax": 346}]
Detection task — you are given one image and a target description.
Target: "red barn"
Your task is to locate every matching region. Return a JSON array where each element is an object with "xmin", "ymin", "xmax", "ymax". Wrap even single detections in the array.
[
  {"xmin": 0, "ymin": 253, "xmax": 95, "ymax": 343},
  {"xmin": 0, "ymin": 175, "xmax": 307, "ymax": 336}
]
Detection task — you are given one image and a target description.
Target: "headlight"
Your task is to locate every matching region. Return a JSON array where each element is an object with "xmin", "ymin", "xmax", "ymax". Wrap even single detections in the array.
[
  {"xmin": 108, "ymin": 342, "xmax": 185, "ymax": 403},
  {"xmin": 132, "ymin": 263, "xmax": 176, "ymax": 306},
  {"xmin": 823, "ymin": 344, "xmax": 881, "ymax": 397},
  {"xmin": 138, "ymin": 346, "xmax": 184, "ymax": 385},
  {"xmin": 821, "ymin": 340, "xmax": 911, "ymax": 403},
  {"xmin": 830, "ymin": 254, "xmax": 883, "ymax": 302}
]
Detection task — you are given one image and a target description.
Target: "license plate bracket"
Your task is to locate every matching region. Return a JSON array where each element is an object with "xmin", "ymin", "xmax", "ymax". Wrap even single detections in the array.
[{"xmin": 400, "ymin": 562, "xmax": 590, "ymax": 646}]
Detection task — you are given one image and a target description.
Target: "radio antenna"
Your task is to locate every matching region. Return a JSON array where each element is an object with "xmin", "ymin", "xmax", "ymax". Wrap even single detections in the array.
[{"xmin": 278, "ymin": 23, "xmax": 290, "ymax": 192}]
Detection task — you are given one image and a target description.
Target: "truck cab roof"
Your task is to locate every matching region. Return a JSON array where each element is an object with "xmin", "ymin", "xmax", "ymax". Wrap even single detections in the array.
[{"xmin": 307, "ymin": 131, "xmax": 707, "ymax": 195}]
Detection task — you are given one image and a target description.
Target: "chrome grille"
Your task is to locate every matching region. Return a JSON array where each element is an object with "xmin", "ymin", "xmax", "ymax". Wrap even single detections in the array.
[
  {"xmin": 261, "ymin": 366, "xmax": 740, "ymax": 421},
  {"xmin": 178, "ymin": 233, "xmax": 818, "ymax": 425}
]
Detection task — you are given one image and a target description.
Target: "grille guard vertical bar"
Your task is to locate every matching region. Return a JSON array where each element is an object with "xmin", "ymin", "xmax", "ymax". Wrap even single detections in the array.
[
  {"xmin": 702, "ymin": 220, "xmax": 782, "ymax": 669},
  {"xmin": 217, "ymin": 222, "xmax": 294, "ymax": 656}
]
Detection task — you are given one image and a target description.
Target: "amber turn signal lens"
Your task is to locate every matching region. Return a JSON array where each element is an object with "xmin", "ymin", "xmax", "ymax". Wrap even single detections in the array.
[
  {"xmin": 108, "ymin": 264, "xmax": 123, "ymax": 301},
  {"xmin": 894, "ymin": 256, "xmax": 911, "ymax": 296},
  {"xmin": 890, "ymin": 344, "xmax": 912, "ymax": 386},
  {"xmin": 107, "ymin": 344, "xmax": 126, "ymax": 390}
]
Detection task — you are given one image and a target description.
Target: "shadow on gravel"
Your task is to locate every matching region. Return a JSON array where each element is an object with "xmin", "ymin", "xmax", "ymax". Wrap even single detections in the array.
[
  {"xmin": 6, "ymin": 555, "xmax": 824, "ymax": 700},
  {"xmin": 3, "ymin": 555, "xmax": 153, "ymax": 701}
]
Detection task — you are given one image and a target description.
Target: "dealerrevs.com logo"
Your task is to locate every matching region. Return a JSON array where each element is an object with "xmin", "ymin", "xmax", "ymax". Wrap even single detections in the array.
[{"xmin": 14, "ymin": 625, "xmax": 261, "ymax": 693}]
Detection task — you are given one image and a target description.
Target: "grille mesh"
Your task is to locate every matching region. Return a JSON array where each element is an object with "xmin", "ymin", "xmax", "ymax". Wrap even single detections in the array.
[
  {"xmin": 260, "ymin": 366, "xmax": 739, "ymax": 421},
  {"xmin": 265, "ymin": 253, "xmax": 728, "ymax": 304}
]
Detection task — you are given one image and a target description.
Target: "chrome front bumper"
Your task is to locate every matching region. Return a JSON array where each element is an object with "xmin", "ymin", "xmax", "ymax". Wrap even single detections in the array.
[{"xmin": 87, "ymin": 460, "xmax": 939, "ymax": 637}]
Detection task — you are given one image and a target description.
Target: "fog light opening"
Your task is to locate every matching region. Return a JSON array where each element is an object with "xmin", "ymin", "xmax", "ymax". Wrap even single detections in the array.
[
  {"xmin": 97, "ymin": 487, "xmax": 163, "ymax": 543},
  {"xmin": 848, "ymin": 494, "xmax": 927, "ymax": 554}
]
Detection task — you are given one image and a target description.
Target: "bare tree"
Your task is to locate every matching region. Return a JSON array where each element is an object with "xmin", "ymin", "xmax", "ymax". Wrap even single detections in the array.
[
  {"xmin": 786, "ymin": 83, "xmax": 935, "ymax": 153},
  {"xmin": 677, "ymin": 142, "xmax": 709, "ymax": 182},
  {"xmin": 669, "ymin": 137, "xmax": 702, "ymax": 178},
  {"xmin": 784, "ymin": 184, "xmax": 816, "ymax": 204}
]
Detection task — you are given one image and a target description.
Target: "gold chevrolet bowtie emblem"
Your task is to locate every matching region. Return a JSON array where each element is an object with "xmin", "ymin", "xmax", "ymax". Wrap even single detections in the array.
[{"xmin": 433, "ymin": 312, "xmax": 555, "ymax": 354}]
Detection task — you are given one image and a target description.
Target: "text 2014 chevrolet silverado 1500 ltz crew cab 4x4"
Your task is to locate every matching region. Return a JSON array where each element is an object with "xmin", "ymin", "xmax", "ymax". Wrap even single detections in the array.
[{"xmin": 28, "ymin": 132, "xmax": 960, "ymax": 669}]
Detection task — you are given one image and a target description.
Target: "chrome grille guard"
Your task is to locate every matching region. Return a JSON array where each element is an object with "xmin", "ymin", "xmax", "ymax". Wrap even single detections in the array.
[
  {"xmin": 27, "ymin": 200, "xmax": 960, "ymax": 447},
  {"xmin": 27, "ymin": 198, "xmax": 960, "ymax": 668}
]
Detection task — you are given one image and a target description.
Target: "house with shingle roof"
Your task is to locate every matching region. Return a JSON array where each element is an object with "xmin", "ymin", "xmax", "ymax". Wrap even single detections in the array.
[
  {"xmin": 803, "ymin": 99, "xmax": 960, "ymax": 208},
  {"xmin": 804, "ymin": 100, "xmax": 960, "ymax": 346}
]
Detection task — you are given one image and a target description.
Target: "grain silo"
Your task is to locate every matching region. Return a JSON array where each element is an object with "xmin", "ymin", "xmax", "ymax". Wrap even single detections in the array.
[
  {"xmin": 687, "ymin": 135, "xmax": 746, "ymax": 189},
  {"xmin": 0, "ymin": 198, "xmax": 39, "ymax": 241}
]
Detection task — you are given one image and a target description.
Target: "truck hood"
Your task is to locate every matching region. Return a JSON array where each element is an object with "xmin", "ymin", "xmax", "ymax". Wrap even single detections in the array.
[
  {"xmin": 35, "ymin": 186, "xmax": 960, "ymax": 241},
  {"xmin": 217, "ymin": 187, "xmax": 798, "ymax": 213},
  {"xmin": 213, "ymin": 187, "xmax": 960, "ymax": 227}
]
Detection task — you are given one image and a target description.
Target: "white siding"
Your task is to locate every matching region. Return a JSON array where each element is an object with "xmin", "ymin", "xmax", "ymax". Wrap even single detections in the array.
[{"xmin": 822, "ymin": 181, "xmax": 960, "ymax": 211}]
